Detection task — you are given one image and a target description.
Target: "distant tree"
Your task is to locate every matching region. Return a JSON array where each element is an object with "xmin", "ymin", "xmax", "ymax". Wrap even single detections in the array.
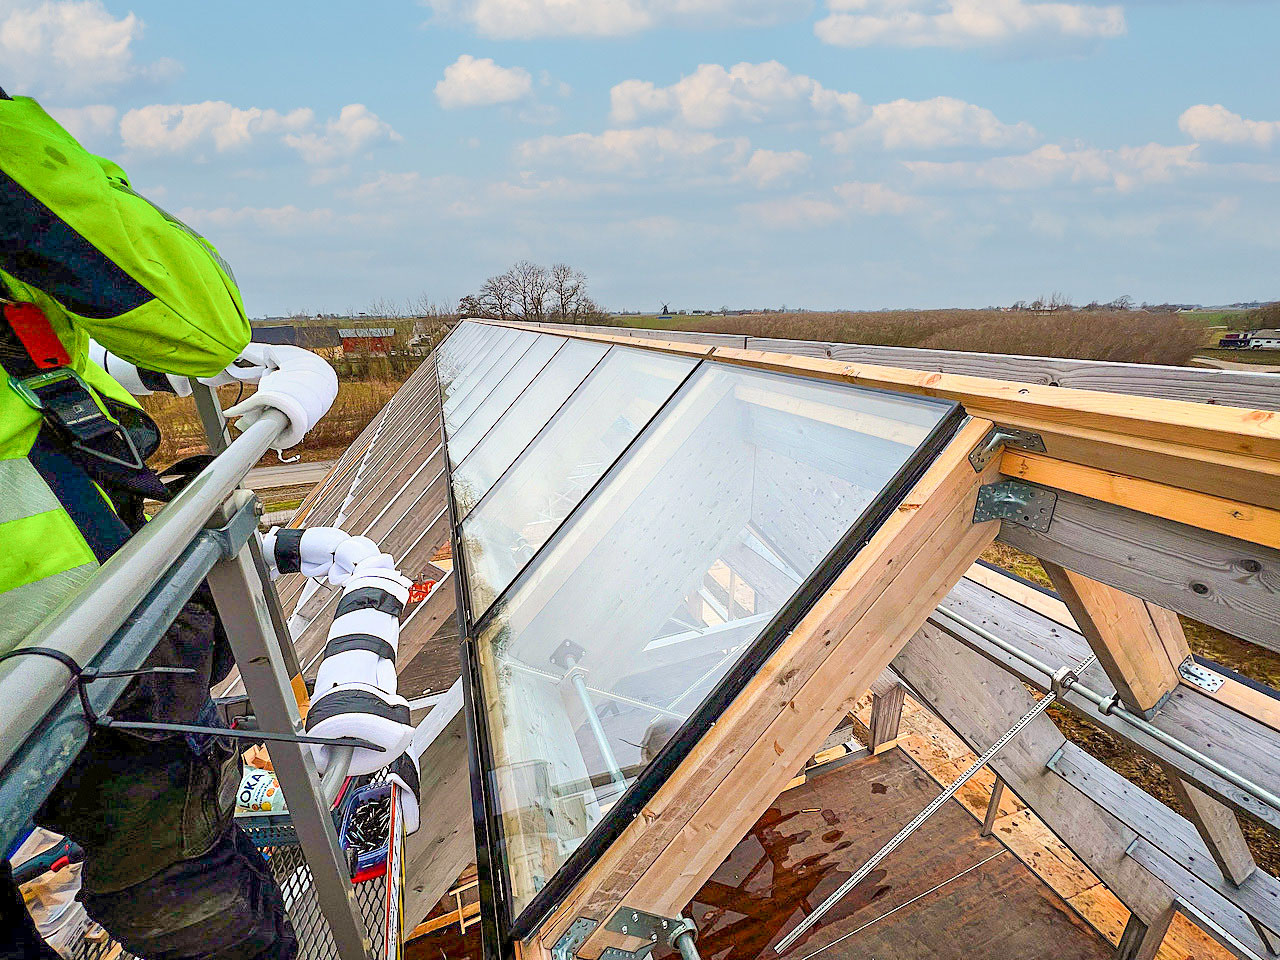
[
  {"xmin": 462, "ymin": 261, "xmax": 603, "ymax": 324},
  {"xmin": 1109, "ymin": 295, "xmax": 1134, "ymax": 311}
]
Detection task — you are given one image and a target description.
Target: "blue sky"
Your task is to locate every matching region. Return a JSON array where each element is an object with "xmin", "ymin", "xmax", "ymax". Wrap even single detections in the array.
[{"xmin": 3, "ymin": 0, "xmax": 1277, "ymax": 314}]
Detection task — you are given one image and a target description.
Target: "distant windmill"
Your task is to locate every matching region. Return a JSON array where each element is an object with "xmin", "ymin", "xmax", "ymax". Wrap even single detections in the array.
[{"xmin": 659, "ymin": 301, "xmax": 672, "ymax": 319}]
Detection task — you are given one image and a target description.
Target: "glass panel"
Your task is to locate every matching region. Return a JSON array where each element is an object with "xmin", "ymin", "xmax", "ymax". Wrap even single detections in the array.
[
  {"xmin": 438, "ymin": 321, "xmax": 495, "ymax": 385},
  {"xmin": 439, "ymin": 326, "xmax": 514, "ymax": 408},
  {"xmin": 459, "ymin": 346, "xmax": 694, "ymax": 616},
  {"xmin": 472, "ymin": 361, "xmax": 954, "ymax": 918},
  {"xmin": 445, "ymin": 331, "xmax": 538, "ymax": 432},
  {"xmin": 447, "ymin": 334, "xmax": 566, "ymax": 466},
  {"xmin": 453, "ymin": 338, "xmax": 610, "ymax": 520}
]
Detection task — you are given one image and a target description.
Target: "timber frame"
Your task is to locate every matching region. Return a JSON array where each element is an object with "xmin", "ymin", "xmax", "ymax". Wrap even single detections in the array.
[{"xmin": 452, "ymin": 320, "xmax": 1280, "ymax": 960}]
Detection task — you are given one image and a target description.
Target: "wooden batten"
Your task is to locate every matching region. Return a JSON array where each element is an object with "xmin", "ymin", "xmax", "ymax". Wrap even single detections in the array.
[
  {"xmin": 490, "ymin": 321, "xmax": 1280, "ymax": 511},
  {"xmin": 528, "ymin": 418, "xmax": 1002, "ymax": 960}
]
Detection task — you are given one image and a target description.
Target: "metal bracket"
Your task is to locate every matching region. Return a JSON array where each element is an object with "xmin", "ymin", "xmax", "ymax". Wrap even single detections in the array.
[
  {"xmin": 968, "ymin": 426, "xmax": 1046, "ymax": 471},
  {"xmin": 552, "ymin": 918, "xmax": 599, "ymax": 960},
  {"xmin": 1179, "ymin": 656, "xmax": 1226, "ymax": 693},
  {"xmin": 973, "ymin": 480, "xmax": 1057, "ymax": 532},
  {"xmin": 204, "ymin": 493, "xmax": 262, "ymax": 560}
]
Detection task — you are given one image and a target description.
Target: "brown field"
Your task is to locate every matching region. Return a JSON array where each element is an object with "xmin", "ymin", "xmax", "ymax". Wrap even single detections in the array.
[{"xmin": 614, "ymin": 309, "xmax": 1207, "ymax": 366}]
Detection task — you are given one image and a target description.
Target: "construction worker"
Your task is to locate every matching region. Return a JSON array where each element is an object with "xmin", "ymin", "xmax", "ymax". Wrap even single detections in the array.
[{"xmin": 0, "ymin": 87, "xmax": 336, "ymax": 960}]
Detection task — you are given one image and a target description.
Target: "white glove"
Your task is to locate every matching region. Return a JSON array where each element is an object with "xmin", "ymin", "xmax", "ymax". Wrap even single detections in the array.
[
  {"xmin": 224, "ymin": 344, "xmax": 337, "ymax": 449},
  {"xmin": 198, "ymin": 342, "xmax": 277, "ymax": 387},
  {"xmin": 262, "ymin": 526, "xmax": 349, "ymax": 580},
  {"xmin": 89, "ymin": 339, "xmax": 192, "ymax": 397}
]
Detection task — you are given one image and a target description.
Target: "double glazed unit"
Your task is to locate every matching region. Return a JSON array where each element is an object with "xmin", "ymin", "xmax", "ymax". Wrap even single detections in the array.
[{"xmin": 436, "ymin": 320, "xmax": 965, "ymax": 956}]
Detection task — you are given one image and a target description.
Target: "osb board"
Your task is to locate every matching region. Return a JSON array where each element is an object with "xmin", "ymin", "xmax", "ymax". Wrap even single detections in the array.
[
  {"xmin": 684, "ymin": 749, "xmax": 1109, "ymax": 960},
  {"xmin": 862, "ymin": 690, "xmax": 1234, "ymax": 960}
]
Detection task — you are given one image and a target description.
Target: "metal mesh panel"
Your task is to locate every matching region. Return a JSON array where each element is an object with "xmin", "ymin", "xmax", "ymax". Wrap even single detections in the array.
[{"xmin": 74, "ymin": 776, "xmax": 401, "ymax": 960}]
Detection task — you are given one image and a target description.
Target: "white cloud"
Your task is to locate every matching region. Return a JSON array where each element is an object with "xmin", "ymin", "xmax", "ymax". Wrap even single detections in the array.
[
  {"xmin": 1179, "ymin": 104, "xmax": 1280, "ymax": 148},
  {"xmin": 610, "ymin": 61, "xmax": 864, "ymax": 128},
  {"xmin": 518, "ymin": 126, "xmax": 750, "ymax": 177},
  {"xmin": 46, "ymin": 103, "xmax": 117, "ymax": 143},
  {"xmin": 120, "ymin": 101, "xmax": 313, "ymax": 153},
  {"xmin": 742, "ymin": 180, "xmax": 924, "ymax": 227},
  {"xmin": 422, "ymin": 0, "xmax": 807, "ymax": 39},
  {"xmin": 906, "ymin": 142, "xmax": 1202, "ymax": 191},
  {"xmin": 815, "ymin": 0, "xmax": 1125, "ymax": 50},
  {"xmin": 435, "ymin": 55, "xmax": 533, "ymax": 108},
  {"xmin": 738, "ymin": 149, "xmax": 810, "ymax": 186},
  {"xmin": 120, "ymin": 101, "xmax": 399, "ymax": 163},
  {"xmin": 830, "ymin": 96, "xmax": 1038, "ymax": 150},
  {"xmin": 0, "ymin": 0, "xmax": 176, "ymax": 96},
  {"xmin": 283, "ymin": 104, "xmax": 401, "ymax": 163}
]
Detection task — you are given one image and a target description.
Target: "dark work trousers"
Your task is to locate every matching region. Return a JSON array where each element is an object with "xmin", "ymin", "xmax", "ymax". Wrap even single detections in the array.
[{"xmin": 2, "ymin": 586, "xmax": 298, "ymax": 960}]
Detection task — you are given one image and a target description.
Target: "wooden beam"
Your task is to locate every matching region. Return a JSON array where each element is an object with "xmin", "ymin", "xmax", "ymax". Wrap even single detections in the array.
[
  {"xmin": 998, "ymin": 486, "xmax": 1280, "ymax": 654},
  {"xmin": 963, "ymin": 561, "xmax": 1280, "ymax": 735},
  {"xmin": 1042, "ymin": 563, "xmax": 1188, "ymax": 715},
  {"xmin": 934, "ymin": 576, "xmax": 1280, "ymax": 833},
  {"xmin": 1114, "ymin": 907, "xmax": 1176, "ymax": 960},
  {"xmin": 890, "ymin": 623, "xmax": 1178, "ymax": 924},
  {"xmin": 493, "ymin": 322, "xmax": 1280, "ymax": 510},
  {"xmin": 1037, "ymin": 563, "xmax": 1269, "ymax": 926},
  {"xmin": 868, "ymin": 676, "xmax": 906, "ymax": 753},
  {"xmin": 530, "ymin": 417, "xmax": 1002, "ymax": 959},
  {"xmin": 1005, "ymin": 450, "xmax": 1280, "ymax": 549},
  {"xmin": 514, "ymin": 322, "xmax": 1280, "ymax": 412},
  {"xmin": 401, "ymin": 682, "xmax": 479, "ymax": 932}
]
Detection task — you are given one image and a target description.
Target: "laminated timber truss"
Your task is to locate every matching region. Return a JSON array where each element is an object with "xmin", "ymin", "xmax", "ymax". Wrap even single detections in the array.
[{"xmin": 279, "ymin": 319, "xmax": 1280, "ymax": 960}]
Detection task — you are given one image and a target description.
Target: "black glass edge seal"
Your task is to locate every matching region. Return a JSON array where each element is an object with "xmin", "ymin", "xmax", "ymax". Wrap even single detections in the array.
[
  {"xmin": 506, "ymin": 399, "xmax": 969, "ymax": 941},
  {"xmin": 436, "ymin": 336, "xmax": 515, "ymax": 960}
]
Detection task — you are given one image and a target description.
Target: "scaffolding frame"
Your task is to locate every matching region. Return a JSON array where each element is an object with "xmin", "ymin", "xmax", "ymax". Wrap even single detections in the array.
[{"xmin": 0, "ymin": 385, "xmax": 372, "ymax": 960}]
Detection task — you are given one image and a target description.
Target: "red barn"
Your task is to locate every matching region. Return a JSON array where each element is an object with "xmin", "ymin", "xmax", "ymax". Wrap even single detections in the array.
[{"xmin": 339, "ymin": 327, "xmax": 395, "ymax": 355}]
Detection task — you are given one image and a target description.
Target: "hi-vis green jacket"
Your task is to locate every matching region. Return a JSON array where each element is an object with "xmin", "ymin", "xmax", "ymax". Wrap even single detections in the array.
[{"xmin": 0, "ymin": 94, "xmax": 251, "ymax": 651}]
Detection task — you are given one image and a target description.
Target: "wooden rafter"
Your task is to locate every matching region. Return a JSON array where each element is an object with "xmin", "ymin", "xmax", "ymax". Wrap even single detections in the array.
[{"xmin": 528, "ymin": 417, "xmax": 1002, "ymax": 960}]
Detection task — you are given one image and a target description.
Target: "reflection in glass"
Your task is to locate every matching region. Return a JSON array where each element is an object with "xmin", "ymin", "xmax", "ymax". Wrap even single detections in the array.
[
  {"xmin": 460, "ymin": 347, "xmax": 695, "ymax": 617},
  {"xmin": 453, "ymin": 338, "xmax": 610, "ymax": 521},
  {"xmin": 444, "ymin": 330, "xmax": 534, "ymax": 428},
  {"xmin": 448, "ymin": 335, "xmax": 565, "ymax": 466},
  {"xmin": 472, "ymin": 362, "xmax": 954, "ymax": 917},
  {"xmin": 439, "ymin": 326, "xmax": 515, "ymax": 409}
]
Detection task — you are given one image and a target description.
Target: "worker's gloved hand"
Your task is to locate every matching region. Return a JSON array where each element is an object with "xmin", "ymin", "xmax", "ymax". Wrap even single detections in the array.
[
  {"xmin": 198, "ymin": 342, "xmax": 277, "ymax": 387},
  {"xmin": 224, "ymin": 344, "xmax": 338, "ymax": 449},
  {"xmin": 261, "ymin": 526, "xmax": 350, "ymax": 580},
  {"xmin": 89, "ymin": 338, "xmax": 193, "ymax": 396}
]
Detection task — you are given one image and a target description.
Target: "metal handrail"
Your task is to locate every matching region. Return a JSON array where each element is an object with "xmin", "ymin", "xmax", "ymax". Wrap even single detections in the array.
[{"xmin": 0, "ymin": 408, "xmax": 289, "ymax": 778}]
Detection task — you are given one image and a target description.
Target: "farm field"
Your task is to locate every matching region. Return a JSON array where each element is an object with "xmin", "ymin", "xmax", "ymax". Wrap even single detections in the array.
[{"xmin": 606, "ymin": 308, "xmax": 1207, "ymax": 365}]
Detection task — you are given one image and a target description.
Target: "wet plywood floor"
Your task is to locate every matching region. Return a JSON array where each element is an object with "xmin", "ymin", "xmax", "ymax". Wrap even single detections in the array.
[{"xmin": 406, "ymin": 747, "xmax": 1110, "ymax": 960}]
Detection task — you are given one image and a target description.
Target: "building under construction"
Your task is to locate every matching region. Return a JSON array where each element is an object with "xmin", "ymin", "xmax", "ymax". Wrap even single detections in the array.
[{"xmin": 6, "ymin": 318, "xmax": 1280, "ymax": 960}]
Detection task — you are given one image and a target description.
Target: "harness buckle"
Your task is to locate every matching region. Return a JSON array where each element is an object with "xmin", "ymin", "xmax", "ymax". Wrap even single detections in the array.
[{"xmin": 9, "ymin": 367, "xmax": 146, "ymax": 471}]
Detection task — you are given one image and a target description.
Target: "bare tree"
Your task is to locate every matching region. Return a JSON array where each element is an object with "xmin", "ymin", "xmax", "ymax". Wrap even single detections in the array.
[
  {"xmin": 513, "ymin": 260, "xmax": 550, "ymax": 323},
  {"xmin": 550, "ymin": 263, "xmax": 585, "ymax": 322},
  {"xmin": 462, "ymin": 261, "xmax": 603, "ymax": 323}
]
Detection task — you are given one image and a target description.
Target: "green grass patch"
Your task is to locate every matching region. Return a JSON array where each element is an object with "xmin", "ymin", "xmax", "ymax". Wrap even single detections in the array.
[{"xmin": 1198, "ymin": 348, "xmax": 1280, "ymax": 366}]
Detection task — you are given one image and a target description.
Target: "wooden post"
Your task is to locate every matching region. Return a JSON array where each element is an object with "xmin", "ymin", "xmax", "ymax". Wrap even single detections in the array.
[
  {"xmin": 1113, "ymin": 907, "xmax": 1176, "ymax": 960},
  {"xmin": 868, "ymin": 675, "xmax": 906, "ymax": 754},
  {"xmin": 1040, "ymin": 564, "xmax": 1279, "ymax": 948},
  {"xmin": 1041, "ymin": 563, "xmax": 1187, "ymax": 716},
  {"xmin": 981, "ymin": 776, "xmax": 1006, "ymax": 838}
]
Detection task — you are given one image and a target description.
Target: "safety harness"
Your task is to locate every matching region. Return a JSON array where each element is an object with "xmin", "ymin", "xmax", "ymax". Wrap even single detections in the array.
[{"xmin": 0, "ymin": 291, "xmax": 175, "ymax": 512}]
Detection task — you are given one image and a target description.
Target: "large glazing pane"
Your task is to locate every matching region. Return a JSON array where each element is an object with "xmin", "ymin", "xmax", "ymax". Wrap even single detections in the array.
[
  {"xmin": 440, "ymin": 326, "xmax": 516, "ymax": 408},
  {"xmin": 445, "ymin": 331, "xmax": 538, "ymax": 431},
  {"xmin": 459, "ymin": 346, "xmax": 694, "ymax": 616},
  {"xmin": 447, "ymin": 334, "xmax": 565, "ymax": 466},
  {"xmin": 472, "ymin": 361, "xmax": 956, "ymax": 918},
  {"xmin": 452, "ymin": 338, "xmax": 610, "ymax": 520},
  {"xmin": 436, "ymin": 321, "xmax": 489, "ymax": 386}
]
